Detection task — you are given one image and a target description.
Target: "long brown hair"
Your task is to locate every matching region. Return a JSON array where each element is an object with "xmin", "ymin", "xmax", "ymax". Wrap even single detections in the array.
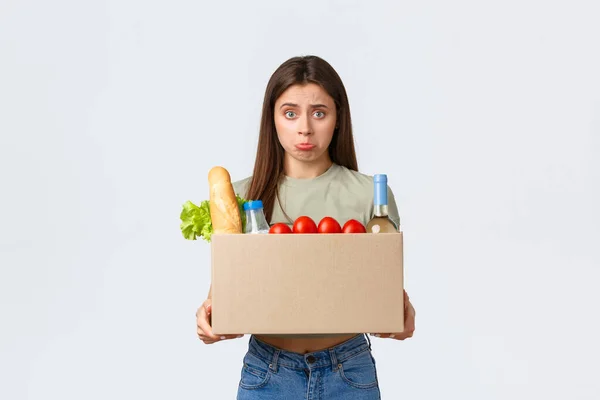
[{"xmin": 245, "ymin": 55, "xmax": 358, "ymax": 222}]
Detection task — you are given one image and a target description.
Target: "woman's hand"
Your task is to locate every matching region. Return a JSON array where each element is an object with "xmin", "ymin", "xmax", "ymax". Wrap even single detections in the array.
[
  {"xmin": 196, "ymin": 298, "xmax": 244, "ymax": 344},
  {"xmin": 371, "ymin": 290, "xmax": 416, "ymax": 340}
]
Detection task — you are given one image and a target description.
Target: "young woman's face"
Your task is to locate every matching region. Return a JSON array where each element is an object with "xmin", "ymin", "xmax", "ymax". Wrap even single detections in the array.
[{"xmin": 274, "ymin": 83, "xmax": 337, "ymax": 164}]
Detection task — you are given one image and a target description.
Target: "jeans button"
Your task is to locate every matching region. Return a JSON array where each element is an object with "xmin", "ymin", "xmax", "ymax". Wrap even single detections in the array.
[{"xmin": 306, "ymin": 355, "xmax": 316, "ymax": 364}]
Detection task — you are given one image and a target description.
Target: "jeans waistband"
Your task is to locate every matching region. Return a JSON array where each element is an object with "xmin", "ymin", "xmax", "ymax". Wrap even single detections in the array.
[{"xmin": 247, "ymin": 334, "xmax": 372, "ymax": 372}]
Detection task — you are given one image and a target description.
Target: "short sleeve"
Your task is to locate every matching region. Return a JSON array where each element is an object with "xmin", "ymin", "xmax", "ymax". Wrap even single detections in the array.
[
  {"xmin": 387, "ymin": 185, "xmax": 401, "ymax": 230},
  {"xmin": 232, "ymin": 176, "xmax": 251, "ymax": 199}
]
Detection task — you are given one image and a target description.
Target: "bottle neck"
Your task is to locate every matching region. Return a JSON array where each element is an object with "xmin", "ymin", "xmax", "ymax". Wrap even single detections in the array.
[
  {"xmin": 374, "ymin": 178, "xmax": 388, "ymax": 216},
  {"xmin": 373, "ymin": 204, "xmax": 389, "ymax": 217}
]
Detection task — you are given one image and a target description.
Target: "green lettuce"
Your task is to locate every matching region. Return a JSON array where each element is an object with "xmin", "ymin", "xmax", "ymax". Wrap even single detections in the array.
[{"xmin": 180, "ymin": 195, "xmax": 247, "ymax": 242}]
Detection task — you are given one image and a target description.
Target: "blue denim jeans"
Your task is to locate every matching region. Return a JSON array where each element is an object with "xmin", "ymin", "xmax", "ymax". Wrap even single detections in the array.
[{"xmin": 237, "ymin": 334, "xmax": 381, "ymax": 400}]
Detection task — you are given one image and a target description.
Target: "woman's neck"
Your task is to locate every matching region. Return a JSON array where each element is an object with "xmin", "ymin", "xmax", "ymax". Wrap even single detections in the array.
[{"xmin": 283, "ymin": 154, "xmax": 333, "ymax": 179}]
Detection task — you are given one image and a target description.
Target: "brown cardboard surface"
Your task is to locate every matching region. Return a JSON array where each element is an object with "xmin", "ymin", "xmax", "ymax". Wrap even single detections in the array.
[{"xmin": 210, "ymin": 233, "xmax": 404, "ymax": 335}]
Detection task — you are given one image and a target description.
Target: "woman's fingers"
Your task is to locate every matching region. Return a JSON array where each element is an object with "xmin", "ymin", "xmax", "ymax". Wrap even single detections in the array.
[
  {"xmin": 370, "ymin": 333, "xmax": 394, "ymax": 338},
  {"xmin": 198, "ymin": 332, "xmax": 243, "ymax": 344},
  {"xmin": 196, "ymin": 301, "xmax": 244, "ymax": 344},
  {"xmin": 197, "ymin": 301, "xmax": 219, "ymax": 341}
]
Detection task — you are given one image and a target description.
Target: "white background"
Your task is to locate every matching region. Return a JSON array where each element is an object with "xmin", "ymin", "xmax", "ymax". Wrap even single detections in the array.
[{"xmin": 1, "ymin": 0, "xmax": 599, "ymax": 399}]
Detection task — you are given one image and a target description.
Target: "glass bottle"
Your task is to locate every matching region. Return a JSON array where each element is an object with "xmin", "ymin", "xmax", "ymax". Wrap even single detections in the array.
[{"xmin": 366, "ymin": 174, "xmax": 399, "ymax": 233}]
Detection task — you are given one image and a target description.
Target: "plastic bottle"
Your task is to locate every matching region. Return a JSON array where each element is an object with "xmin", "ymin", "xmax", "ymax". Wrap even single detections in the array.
[{"xmin": 243, "ymin": 200, "xmax": 270, "ymax": 234}]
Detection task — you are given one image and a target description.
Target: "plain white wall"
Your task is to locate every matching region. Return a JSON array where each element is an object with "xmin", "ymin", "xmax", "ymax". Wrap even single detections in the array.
[{"xmin": 1, "ymin": 0, "xmax": 599, "ymax": 399}]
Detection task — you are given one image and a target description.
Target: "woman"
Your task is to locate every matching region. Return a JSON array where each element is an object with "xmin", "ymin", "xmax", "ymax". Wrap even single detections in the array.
[{"xmin": 196, "ymin": 55, "xmax": 416, "ymax": 399}]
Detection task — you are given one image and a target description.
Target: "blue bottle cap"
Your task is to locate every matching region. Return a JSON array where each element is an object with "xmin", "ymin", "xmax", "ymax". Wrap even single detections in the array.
[
  {"xmin": 243, "ymin": 200, "xmax": 264, "ymax": 211},
  {"xmin": 374, "ymin": 174, "xmax": 388, "ymax": 183},
  {"xmin": 373, "ymin": 174, "xmax": 388, "ymax": 206}
]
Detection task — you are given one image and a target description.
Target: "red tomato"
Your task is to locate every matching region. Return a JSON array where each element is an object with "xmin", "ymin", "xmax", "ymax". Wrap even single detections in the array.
[
  {"xmin": 293, "ymin": 216, "xmax": 318, "ymax": 234},
  {"xmin": 269, "ymin": 223, "xmax": 292, "ymax": 234},
  {"xmin": 318, "ymin": 217, "xmax": 342, "ymax": 234},
  {"xmin": 342, "ymin": 219, "xmax": 366, "ymax": 233}
]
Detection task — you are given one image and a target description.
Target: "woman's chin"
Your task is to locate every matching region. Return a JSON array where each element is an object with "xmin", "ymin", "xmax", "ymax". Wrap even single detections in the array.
[{"xmin": 292, "ymin": 150, "xmax": 324, "ymax": 162}]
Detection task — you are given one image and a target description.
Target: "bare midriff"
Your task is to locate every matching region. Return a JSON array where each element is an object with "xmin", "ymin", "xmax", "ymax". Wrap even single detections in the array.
[{"xmin": 254, "ymin": 333, "xmax": 359, "ymax": 354}]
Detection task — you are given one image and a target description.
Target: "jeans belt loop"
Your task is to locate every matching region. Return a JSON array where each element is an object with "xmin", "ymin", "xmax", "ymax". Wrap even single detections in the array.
[
  {"xmin": 329, "ymin": 348, "xmax": 339, "ymax": 372},
  {"xmin": 269, "ymin": 349, "xmax": 280, "ymax": 373}
]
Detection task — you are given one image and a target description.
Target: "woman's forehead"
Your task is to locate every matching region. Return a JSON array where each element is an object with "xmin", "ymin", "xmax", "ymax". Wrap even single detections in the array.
[{"xmin": 276, "ymin": 83, "xmax": 334, "ymax": 106}]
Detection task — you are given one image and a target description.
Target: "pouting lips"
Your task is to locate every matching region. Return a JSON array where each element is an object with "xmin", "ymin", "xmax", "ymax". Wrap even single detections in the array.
[{"xmin": 295, "ymin": 143, "xmax": 316, "ymax": 151}]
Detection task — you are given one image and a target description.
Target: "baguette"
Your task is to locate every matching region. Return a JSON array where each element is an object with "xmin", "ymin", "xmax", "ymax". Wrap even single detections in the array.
[{"xmin": 208, "ymin": 166, "xmax": 243, "ymax": 234}]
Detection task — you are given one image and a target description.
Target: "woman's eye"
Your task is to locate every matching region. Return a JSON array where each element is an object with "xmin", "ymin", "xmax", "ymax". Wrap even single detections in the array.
[
  {"xmin": 285, "ymin": 111, "xmax": 296, "ymax": 118},
  {"xmin": 314, "ymin": 111, "xmax": 325, "ymax": 118}
]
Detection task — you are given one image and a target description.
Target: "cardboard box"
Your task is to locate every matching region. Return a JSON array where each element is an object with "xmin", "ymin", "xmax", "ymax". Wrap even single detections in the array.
[{"xmin": 210, "ymin": 232, "xmax": 404, "ymax": 335}]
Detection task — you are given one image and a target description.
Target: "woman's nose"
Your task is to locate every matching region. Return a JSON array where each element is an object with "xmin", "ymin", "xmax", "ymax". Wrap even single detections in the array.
[{"xmin": 298, "ymin": 115, "xmax": 313, "ymax": 135}]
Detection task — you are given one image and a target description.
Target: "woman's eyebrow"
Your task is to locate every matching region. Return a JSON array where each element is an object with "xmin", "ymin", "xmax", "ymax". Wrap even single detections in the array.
[{"xmin": 279, "ymin": 102, "xmax": 329, "ymax": 109}]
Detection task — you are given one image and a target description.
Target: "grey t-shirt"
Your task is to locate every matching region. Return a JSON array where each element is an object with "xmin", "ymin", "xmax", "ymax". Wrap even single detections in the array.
[{"xmin": 232, "ymin": 163, "xmax": 400, "ymax": 229}]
